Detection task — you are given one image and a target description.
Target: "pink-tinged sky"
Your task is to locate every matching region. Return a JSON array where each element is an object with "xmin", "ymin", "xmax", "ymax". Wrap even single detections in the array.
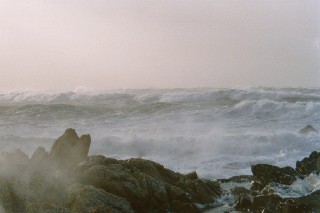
[{"xmin": 0, "ymin": 0, "xmax": 319, "ymax": 90}]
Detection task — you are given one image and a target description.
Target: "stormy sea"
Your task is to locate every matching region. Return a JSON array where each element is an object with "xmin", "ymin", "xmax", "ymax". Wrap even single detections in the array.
[{"xmin": 0, "ymin": 87, "xmax": 319, "ymax": 180}]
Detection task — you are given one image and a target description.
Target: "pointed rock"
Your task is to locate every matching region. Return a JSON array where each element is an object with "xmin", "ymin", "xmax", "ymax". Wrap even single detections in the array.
[
  {"xmin": 50, "ymin": 128, "xmax": 91, "ymax": 169},
  {"xmin": 299, "ymin": 125, "xmax": 318, "ymax": 135},
  {"xmin": 2, "ymin": 149, "xmax": 29, "ymax": 165},
  {"xmin": 251, "ymin": 164, "xmax": 297, "ymax": 185},
  {"xmin": 31, "ymin": 146, "xmax": 49, "ymax": 162}
]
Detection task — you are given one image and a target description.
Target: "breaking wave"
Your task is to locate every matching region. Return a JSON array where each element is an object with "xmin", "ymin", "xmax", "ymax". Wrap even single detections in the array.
[{"xmin": 0, "ymin": 87, "xmax": 319, "ymax": 178}]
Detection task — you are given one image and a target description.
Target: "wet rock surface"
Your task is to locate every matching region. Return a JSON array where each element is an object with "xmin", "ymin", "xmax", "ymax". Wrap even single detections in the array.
[
  {"xmin": 251, "ymin": 164, "xmax": 297, "ymax": 185},
  {"xmin": 50, "ymin": 128, "xmax": 91, "ymax": 169},
  {"xmin": 296, "ymin": 151, "xmax": 320, "ymax": 177},
  {"xmin": 0, "ymin": 129, "xmax": 222, "ymax": 212},
  {"xmin": 0, "ymin": 128, "xmax": 320, "ymax": 212}
]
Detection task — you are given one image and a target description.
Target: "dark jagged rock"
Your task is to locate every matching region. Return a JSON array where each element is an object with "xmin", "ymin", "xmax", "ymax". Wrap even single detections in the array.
[
  {"xmin": 0, "ymin": 128, "xmax": 247, "ymax": 212},
  {"xmin": 132, "ymin": 171, "xmax": 170, "ymax": 211},
  {"xmin": 231, "ymin": 186, "xmax": 251, "ymax": 196},
  {"xmin": 220, "ymin": 175, "xmax": 257, "ymax": 183},
  {"xmin": 77, "ymin": 155, "xmax": 221, "ymax": 212},
  {"xmin": 175, "ymin": 178, "xmax": 220, "ymax": 205},
  {"xmin": 66, "ymin": 184, "xmax": 134, "ymax": 213},
  {"xmin": 282, "ymin": 189, "xmax": 320, "ymax": 211},
  {"xmin": 184, "ymin": 171, "xmax": 198, "ymax": 180},
  {"xmin": 233, "ymin": 187, "xmax": 253, "ymax": 211},
  {"xmin": 165, "ymin": 184, "xmax": 191, "ymax": 203},
  {"xmin": 78, "ymin": 164, "xmax": 149, "ymax": 210},
  {"xmin": 299, "ymin": 125, "xmax": 318, "ymax": 135},
  {"xmin": 296, "ymin": 151, "xmax": 320, "ymax": 177},
  {"xmin": 126, "ymin": 158, "xmax": 182, "ymax": 184},
  {"xmin": 251, "ymin": 164, "xmax": 297, "ymax": 185},
  {"xmin": 235, "ymin": 193, "xmax": 252, "ymax": 211},
  {"xmin": 251, "ymin": 194, "xmax": 283, "ymax": 212},
  {"xmin": 50, "ymin": 128, "xmax": 91, "ymax": 169},
  {"xmin": 87, "ymin": 155, "xmax": 120, "ymax": 166},
  {"xmin": 78, "ymin": 163, "xmax": 172, "ymax": 211},
  {"xmin": 250, "ymin": 180, "xmax": 265, "ymax": 192},
  {"xmin": 170, "ymin": 200, "xmax": 202, "ymax": 213},
  {"xmin": 72, "ymin": 155, "xmax": 121, "ymax": 180}
]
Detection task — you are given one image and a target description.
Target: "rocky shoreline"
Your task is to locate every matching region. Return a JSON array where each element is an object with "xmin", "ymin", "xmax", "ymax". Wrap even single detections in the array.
[{"xmin": 0, "ymin": 127, "xmax": 319, "ymax": 213}]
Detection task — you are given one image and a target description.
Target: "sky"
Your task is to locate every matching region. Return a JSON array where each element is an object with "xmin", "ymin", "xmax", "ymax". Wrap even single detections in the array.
[{"xmin": 0, "ymin": 0, "xmax": 319, "ymax": 90}]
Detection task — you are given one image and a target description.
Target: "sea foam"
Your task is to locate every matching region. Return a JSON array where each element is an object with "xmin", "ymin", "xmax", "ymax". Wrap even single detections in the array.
[{"xmin": 0, "ymin": 88, "xmax": 319, "ymax": 178}]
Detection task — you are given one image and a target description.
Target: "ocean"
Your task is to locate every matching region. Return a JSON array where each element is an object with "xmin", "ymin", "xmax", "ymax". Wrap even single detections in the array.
[{"xmin": 0, "ymin": 87, "xmax": 319, "ymax": 179}]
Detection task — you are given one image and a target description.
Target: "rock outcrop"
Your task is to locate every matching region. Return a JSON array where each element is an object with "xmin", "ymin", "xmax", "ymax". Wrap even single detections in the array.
[
  {"xmin": 66, "ymin": 184, "xmax": 134, "ymax": 213},
  {"xmin": 251, "ymin": 164, "xmax": 297, "ymax": 185},
  {"xmin": 77, "ymin": 156, "xmax": 221, "ymax": 212},
  {"xmin": 0, "ymin": 129, "xmax": 222, "ymax": 213},
  {"xmin": 1, "ymin": 128, "xmax": 320, "ymax": 212},
  {"xmin": 299, "ymin": 125, "xmax": 318, "ymax": 135},
  {"xmin": 296, "ymin": 151, "xmax": 320, "ymax": 177},
  {"xmin": 50, "ymin": 128, "xmax": 91, "ymax": 169}
]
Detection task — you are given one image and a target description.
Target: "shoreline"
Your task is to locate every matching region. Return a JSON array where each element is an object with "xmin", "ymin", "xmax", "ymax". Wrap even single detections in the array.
[{"xmin": 0, "ymin": 127, "xmax": 318, "ymax": 212}]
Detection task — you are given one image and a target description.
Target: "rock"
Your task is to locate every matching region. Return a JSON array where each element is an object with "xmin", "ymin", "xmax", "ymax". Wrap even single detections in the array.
[
  {"xmin": 175, "ymin": 178, "xmax": 221, "ymax": 204},
  {"xmin": 66, "ymin": 184, "xmax": 134, "ymax": 213},
  {"xmin": 31, "ymin": 146, "xmax": 49, "ymax": 162},
  {"xmin": 73, "ymin": 155, "xmax": 121, "ymax": 180},
  {"xmin": 50, "ymin": 128, "xmax": 91, "ymax": 169},
  {"xmin": 251, "ymin": 164, "xmax": 297, "ymax": 185},
  {"xmin": 251, "ymin": 194, "xmax": 283, "ymax": 212},
  {"xmin": 184, "ymin": 171, "xmax": 198, "ymax": 180},
  {"xmin": 79, "ymin": 163, "xmax": 171, "ymax": 211},
  {"xmin": 299, "ymin": 125, "xmax": 318, "ymax": 135},
  {"xmin": 79, "ymin": 164, "xmax": 149, "ymax": 210},
  {"xmin": 0, "ymin": 177, "xmax": 25, "ymax": 212},
  {"xmin": 166, "ymin": 180, "xmax": 220, "ymax": 212},
  {"xmin": 165, "ymin": 184, "xmax": 191, "ymax": 203},
  {"xmin": 126, "ymin": 158, "xmax": 181, "ymax": 184},
  {"xmin": 231, "ymin": 186, "xmax": 251, "ymax": 196},
  {"xmin": 250, "ymin": 181, "xmax": 265, "ymax": 192},
  {"xmin": 26, "ymin": 203, "xmax": 70, "ymax": 213},
  {"xmin": 235, "ymin": 193, "xmax": 252, "ymax": 211},
  {"xmin": 296, "ymin": 151, "xmax": 320, "ymax": 177},
  {"xmin": 31, "ymin": 147, "xmax": 51, "ymax": 172},
  {"xmin": 132, "ymin": 171, "xmax": 170, "ymax": 211},
  {"xmin": 278, "ymin": 200, "xmax": 311, "ymax": 213},
  {"xmin": 0, "ymin": 149, "xmax": 31, "ymax": 177},
  {"xmin": 284, "ymin": 189, "xmax": 320, "ymax": 211},
  {"xmin": 275, "ymin": 190, "xmax": 320, "ymax": 212},
  {"xmin": 170, "ymin": 200, "xmax": 202, "ymax": 213},
  {"xmin": 220, "ymin": 175, "xmax": 257, "ymax": 183},
  {"xmin": 2, "ymin": 149, "xmax": 29, "ymax": 165},
  {"xmin": 23, "ymin": 170, "xmax": 68, "ymax": 205},
  {"xmin": 87, "ymin": 155, "xmax": 120, "ymax": 166},
  {"xmin": 78, "ymin": 157, "xmax": 221, "ymax": 212}
]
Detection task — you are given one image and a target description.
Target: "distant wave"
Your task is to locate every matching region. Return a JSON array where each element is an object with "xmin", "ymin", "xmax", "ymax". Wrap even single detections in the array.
[{"xmin": 0, "ymin": 88, "xmax": 319, "ymax": 178}]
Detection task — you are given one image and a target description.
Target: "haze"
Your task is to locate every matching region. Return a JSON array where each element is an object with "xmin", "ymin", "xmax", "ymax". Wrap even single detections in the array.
[{"xmin": 0, "ymin": 0, "xmax": 319, "ymax": 90}]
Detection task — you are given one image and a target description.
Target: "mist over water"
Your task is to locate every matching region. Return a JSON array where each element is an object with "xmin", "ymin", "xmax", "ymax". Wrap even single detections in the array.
[{"xmin": 0, "ymin": 87, "xmax": 319, "ymax": 179}]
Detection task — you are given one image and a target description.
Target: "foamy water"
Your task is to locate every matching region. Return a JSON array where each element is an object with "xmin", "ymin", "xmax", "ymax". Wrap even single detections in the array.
[{"xmin": 0, "ymin": 88, "xmax": 319, "ymax": 179}]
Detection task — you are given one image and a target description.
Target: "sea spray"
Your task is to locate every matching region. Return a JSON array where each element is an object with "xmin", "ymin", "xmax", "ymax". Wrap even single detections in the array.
[{"xmin": 0, "ymin": 88, "xmax": 319, "ymax": 178}]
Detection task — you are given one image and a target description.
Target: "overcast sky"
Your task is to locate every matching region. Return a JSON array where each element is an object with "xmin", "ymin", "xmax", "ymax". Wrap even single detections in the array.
[{"xmin": 0, "ymin": 0, "xmax": 319, "ymax": 90}]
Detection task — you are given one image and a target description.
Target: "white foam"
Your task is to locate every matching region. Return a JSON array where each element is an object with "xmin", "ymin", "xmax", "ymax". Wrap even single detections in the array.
[
  {"xmin": 0, "ymin": 88, "xmax": 319, "ymax": 179},
  {"xmin": 271, "ymin": 173, "xmax": 320, "ymax": 198}
]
